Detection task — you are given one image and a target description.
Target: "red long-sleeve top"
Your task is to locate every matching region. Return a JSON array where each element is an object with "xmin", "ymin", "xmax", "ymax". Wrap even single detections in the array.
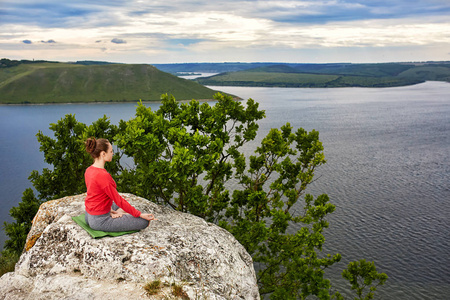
[{"xmin": 84, "ymin": 165, "xmax": 141, "ymax": 218}]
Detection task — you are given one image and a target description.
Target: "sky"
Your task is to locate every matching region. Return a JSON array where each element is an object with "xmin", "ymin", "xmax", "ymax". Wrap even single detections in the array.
[{"xmin": 1, "ymin": 0, "xmax": 449, "ymax": 64}]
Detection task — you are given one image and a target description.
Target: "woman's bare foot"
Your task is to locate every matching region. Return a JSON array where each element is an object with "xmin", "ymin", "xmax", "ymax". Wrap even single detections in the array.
[{"xmin": 116, "ymin": 208, "xmax": 129, "ymax": 215}]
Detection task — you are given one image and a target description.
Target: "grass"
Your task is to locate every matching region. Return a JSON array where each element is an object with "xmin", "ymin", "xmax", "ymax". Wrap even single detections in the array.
[
  {"xmin": 144, "ymin": 279, "xmax": 162, "ymax": 296},
  {"xmin": 398, "ymin": 65, "xmax": 450, "ymax": 81},
  {"xmin": 143, "ymin": 280, "xmax": 190, "ymax": 299},
  {"xmin": 196, "ymin": 62, "xmax": 450, "ymax": 88},
  {"xmin": 198, "ymin": 71, "xmax": 339, "ymax": 87},
  {"xmin": 172, "ymin": 283, "xmax": 189, "ymax": 299},
  {"xmin": 197, "ymin": 71, "xmax": 422, "ymax": 88},
  {"xmin": 0, "ymin": 63, "xmax": 219, "ymax": 104},
  {"xmin": 203, "ymin": 71, "xmax": 339, "ymax": 84}
]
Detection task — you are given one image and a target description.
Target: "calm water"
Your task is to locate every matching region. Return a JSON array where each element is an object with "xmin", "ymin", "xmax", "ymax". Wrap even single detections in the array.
[{"xmin": 0, "ymin": 82, "xmax": 449, "ymax": 299}]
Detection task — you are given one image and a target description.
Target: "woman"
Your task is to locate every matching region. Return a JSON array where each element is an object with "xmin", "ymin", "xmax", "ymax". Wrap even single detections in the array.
[{"xmin": 84, "ymin": 137, "xmax": 156, "ymax": 231}]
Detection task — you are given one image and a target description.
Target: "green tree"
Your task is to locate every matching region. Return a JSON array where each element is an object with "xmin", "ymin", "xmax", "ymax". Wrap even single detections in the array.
[
  {"xmin": 340, "ymin": 259, "xmax": 388, "ymax": 300},
  {"xmin": 2, "ymin": 189, "xmax": 40, "ymax": 254},
  {"xmin": 1, "ymin": 188, "xmax": 40, "ymax": 276},
  {"xmin": 115, "ymin": 93, "xmax": 264, "ymax": 221},
  {"xmin": 29, "ymin": 114, "xmax": 120, "ymax": 201},
  {"xmin": 222, "ymin": 125, "xmax": 341, "ymax": 298}
]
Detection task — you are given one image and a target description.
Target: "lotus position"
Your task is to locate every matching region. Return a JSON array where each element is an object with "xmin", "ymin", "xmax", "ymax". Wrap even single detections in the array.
[{"xmin": 84, "ymin": 137, "xmax": 156, "ymax": 231}]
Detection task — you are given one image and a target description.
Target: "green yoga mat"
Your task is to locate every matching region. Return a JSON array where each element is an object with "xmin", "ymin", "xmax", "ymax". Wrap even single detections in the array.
[{"xmin": 71, "ymin": 214, "xmax": 139, "ymax": 239}]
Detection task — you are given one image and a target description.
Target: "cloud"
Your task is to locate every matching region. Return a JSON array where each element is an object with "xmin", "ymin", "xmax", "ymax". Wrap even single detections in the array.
[
  {"xmin": 111, "ymin": 38, "xmax": 126, "ymax": 44},
  {"xmin": 0, "ymin": 0, "xmax": 104, "ymax": 27},
  {"xmin": 2, "ymin": 0, "xmax": 450, "ymax": 63},
  {"xmin": 237, "ymin": 0, "xmax": 450, "ymax": 24},
  {"xmin": 2, "ymin": 1, "xmax": 449, "ymax": 29}
]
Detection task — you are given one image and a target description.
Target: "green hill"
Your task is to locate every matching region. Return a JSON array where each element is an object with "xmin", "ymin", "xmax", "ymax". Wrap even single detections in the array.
[
  {"xmin": 0, "ymin": 62, "xmax": 219, "ymax": 104},
  {"xmin": 197, "ymin": 62, "xmax": 450, "ymax": 88},
  {"xmin": 247, "ymin": 64, "xmax": 299, "ymax": 73},
  {"xmin": 398, "ymin": 65, "xmax": 450, "ymax": 82},
  {"xmin": 287, "ymin": 63, "xmax": 414, "ymax": 77},
  {"xmin": 197, "ymin": 71, "xmax": 422, "ymax": 88}
]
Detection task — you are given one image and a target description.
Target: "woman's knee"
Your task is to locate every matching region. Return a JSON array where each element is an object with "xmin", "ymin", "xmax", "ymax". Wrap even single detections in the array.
[{"xmin": 137, "ymin": 218, "xmax": 150, "ymax": 230}]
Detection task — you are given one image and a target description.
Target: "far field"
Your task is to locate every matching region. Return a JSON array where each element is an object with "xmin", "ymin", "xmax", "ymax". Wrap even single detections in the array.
[{"xmin": 189, "ymin": 62, "xmax": 450, "ymax": 88}]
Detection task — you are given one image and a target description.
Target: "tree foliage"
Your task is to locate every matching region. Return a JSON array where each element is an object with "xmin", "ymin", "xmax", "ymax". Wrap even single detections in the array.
[
  {"xmin": 2, "ymin": 93, "xmax": 387, "ymax": 299},
  {"xmin": 340, "ymin": 259, "xmax": 388, "ymax": 300},
  {"xmin": 115, "ymin": 93, "xmax": 264, "ymax": 221},
  {"xmin": 29, "ymin": 114, "xmax": 121, "ymax": 201}
]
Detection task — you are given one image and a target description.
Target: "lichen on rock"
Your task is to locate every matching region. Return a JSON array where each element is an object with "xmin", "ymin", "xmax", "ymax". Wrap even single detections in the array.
[{"xmin": 0, "ymin": 194, "xmax": 259, "ymax": 299}]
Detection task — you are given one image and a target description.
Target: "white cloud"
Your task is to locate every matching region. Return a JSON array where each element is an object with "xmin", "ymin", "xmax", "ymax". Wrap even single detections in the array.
[{"xmin": 1, "ymin": 0, "xmax": 449, "ymax": 63}]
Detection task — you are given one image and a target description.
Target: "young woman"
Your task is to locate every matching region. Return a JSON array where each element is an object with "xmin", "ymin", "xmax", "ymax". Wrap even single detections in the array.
[{"xmin": 84, "ymin": 137, "xmax": 156, "ymax": 231}]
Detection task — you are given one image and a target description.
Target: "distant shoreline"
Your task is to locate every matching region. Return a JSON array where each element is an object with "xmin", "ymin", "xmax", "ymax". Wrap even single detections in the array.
[
  {"xmin": 0, "ymin": 98, "xmax": 214, "ymax": 106},
  {"xmin": 0, "ymin": 97, "xmax": 244, "ymax": 106},
  {"xmin": 1, "ymin": 81, "xmax": 447, "ymax": 106}
]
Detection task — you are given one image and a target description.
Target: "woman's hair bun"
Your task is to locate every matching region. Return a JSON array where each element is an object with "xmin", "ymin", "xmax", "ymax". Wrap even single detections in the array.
[
  {"xmin": 85, "ymin": 137, "xmax": 110, "ymax": 159},
  {"xmin": 85, "ymin": 137, "xmax": 97, "ymax": 154}
]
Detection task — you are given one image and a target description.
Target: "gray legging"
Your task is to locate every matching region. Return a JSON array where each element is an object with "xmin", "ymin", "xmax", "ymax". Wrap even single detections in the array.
[{"xmin": 85, "ymin": 203, "xmax": 149, "ymax": 232}]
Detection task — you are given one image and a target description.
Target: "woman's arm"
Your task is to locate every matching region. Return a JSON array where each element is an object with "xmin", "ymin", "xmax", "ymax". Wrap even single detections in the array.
[{"xmin": 103, "ymin": 184, "xmax": 141, "ymax": 218}]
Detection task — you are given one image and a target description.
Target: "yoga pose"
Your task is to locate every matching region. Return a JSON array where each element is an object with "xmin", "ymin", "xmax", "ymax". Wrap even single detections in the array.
[{"xmin": 84, "ymin": 137, "xmax": 156, "ymax": 231}]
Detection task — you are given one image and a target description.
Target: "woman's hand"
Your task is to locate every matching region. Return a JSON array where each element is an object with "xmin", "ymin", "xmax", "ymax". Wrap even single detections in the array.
[
  {"xmin": 110, "ymin": 210, "xmax": 123, "ymax": 219},
  {"xmin": 140, "ymin": 213, "xmax": 157, "ymax": 221}
]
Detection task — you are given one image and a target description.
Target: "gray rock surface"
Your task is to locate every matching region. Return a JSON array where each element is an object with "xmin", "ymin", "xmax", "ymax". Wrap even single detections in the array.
[{"xmin": 0, "ymin": 193, "xmax": 259, "ymax": 299}]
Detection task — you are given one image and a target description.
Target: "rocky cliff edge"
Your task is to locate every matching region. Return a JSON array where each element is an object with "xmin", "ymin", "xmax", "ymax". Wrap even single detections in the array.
[{"xmin": 0, "ymin": 193, "xmax": 259, "ymax": 299}]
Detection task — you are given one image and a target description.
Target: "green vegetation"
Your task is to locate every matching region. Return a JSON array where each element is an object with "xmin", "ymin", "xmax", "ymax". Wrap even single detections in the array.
[
  {"xmin": 0, "ymin": 188, "xmax": 40, "ymax": 277},
  {"xmin": 195, "ymin": 62, "xmax": 450, "ymax": 88},
  {"xmin": 341, "ymin": 260, "xmax": 388, "ymax": 300},
  {"xmin": 144, "ymin": 279, "xmax": 162, "ymax": 296},
  {"xmin": 0, "ymin": 58, "xmax": 55, "ymax": 68},
  {"xmin": 171, "ymin": 283, "xmax": 189, "ymax": 299},
  {"xmin": 398, "ymin": 65, "xmax": 450, "ymax": 82},
  {"xmin": 197, "ymin": 71, "xmax": 341, "ymax": 87},
  {"xmin": 142, "ymin": 280, "xmax": 189, "ymax": 298},
  {"xmin": 284, "ymin": 63, "xmax": 414, "ymax": 77},
  {"xmin": 0, "ymin": 59, "xmax": 219, "ymax": 104},
  {"xmin": 2, "ymin": 93, "xmax": 387, "ymax": 299},
  {"xmin": 2, "ymin": 59, "xmax": 448, "ymax": 104},
  {"xmin": 197, "ymin": 71, "xmax": 423, "ymax": 88}
]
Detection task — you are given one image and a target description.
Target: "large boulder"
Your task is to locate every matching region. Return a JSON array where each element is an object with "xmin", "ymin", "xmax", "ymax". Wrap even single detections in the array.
[{"xmin": 0, "ymin": 193, "xmax": 259, "ymax": 299}]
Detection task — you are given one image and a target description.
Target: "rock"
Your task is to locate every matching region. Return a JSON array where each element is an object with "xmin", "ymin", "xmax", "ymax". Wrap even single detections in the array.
[{"xmin": 0, "ymin": 194, "xmax": 259, "ymax": 299}]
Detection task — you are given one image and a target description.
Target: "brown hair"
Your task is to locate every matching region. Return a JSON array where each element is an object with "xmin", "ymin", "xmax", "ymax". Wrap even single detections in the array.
[{"xmin": 85, "ymin": 137, "xmax": 110, "ymax": 159}]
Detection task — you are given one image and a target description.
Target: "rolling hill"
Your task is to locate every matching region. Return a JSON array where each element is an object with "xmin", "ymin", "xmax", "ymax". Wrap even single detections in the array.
[
  {"xmin": 196, "ymin": 70, "xmax": 424, "ymax": 88},
  {"xmin": 0, "ymin": 61, "xmax": 219, "ymax": 104},
  {"xmin": 163, "ymin": 62, "xmax": 450, "ymax": 88}
]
